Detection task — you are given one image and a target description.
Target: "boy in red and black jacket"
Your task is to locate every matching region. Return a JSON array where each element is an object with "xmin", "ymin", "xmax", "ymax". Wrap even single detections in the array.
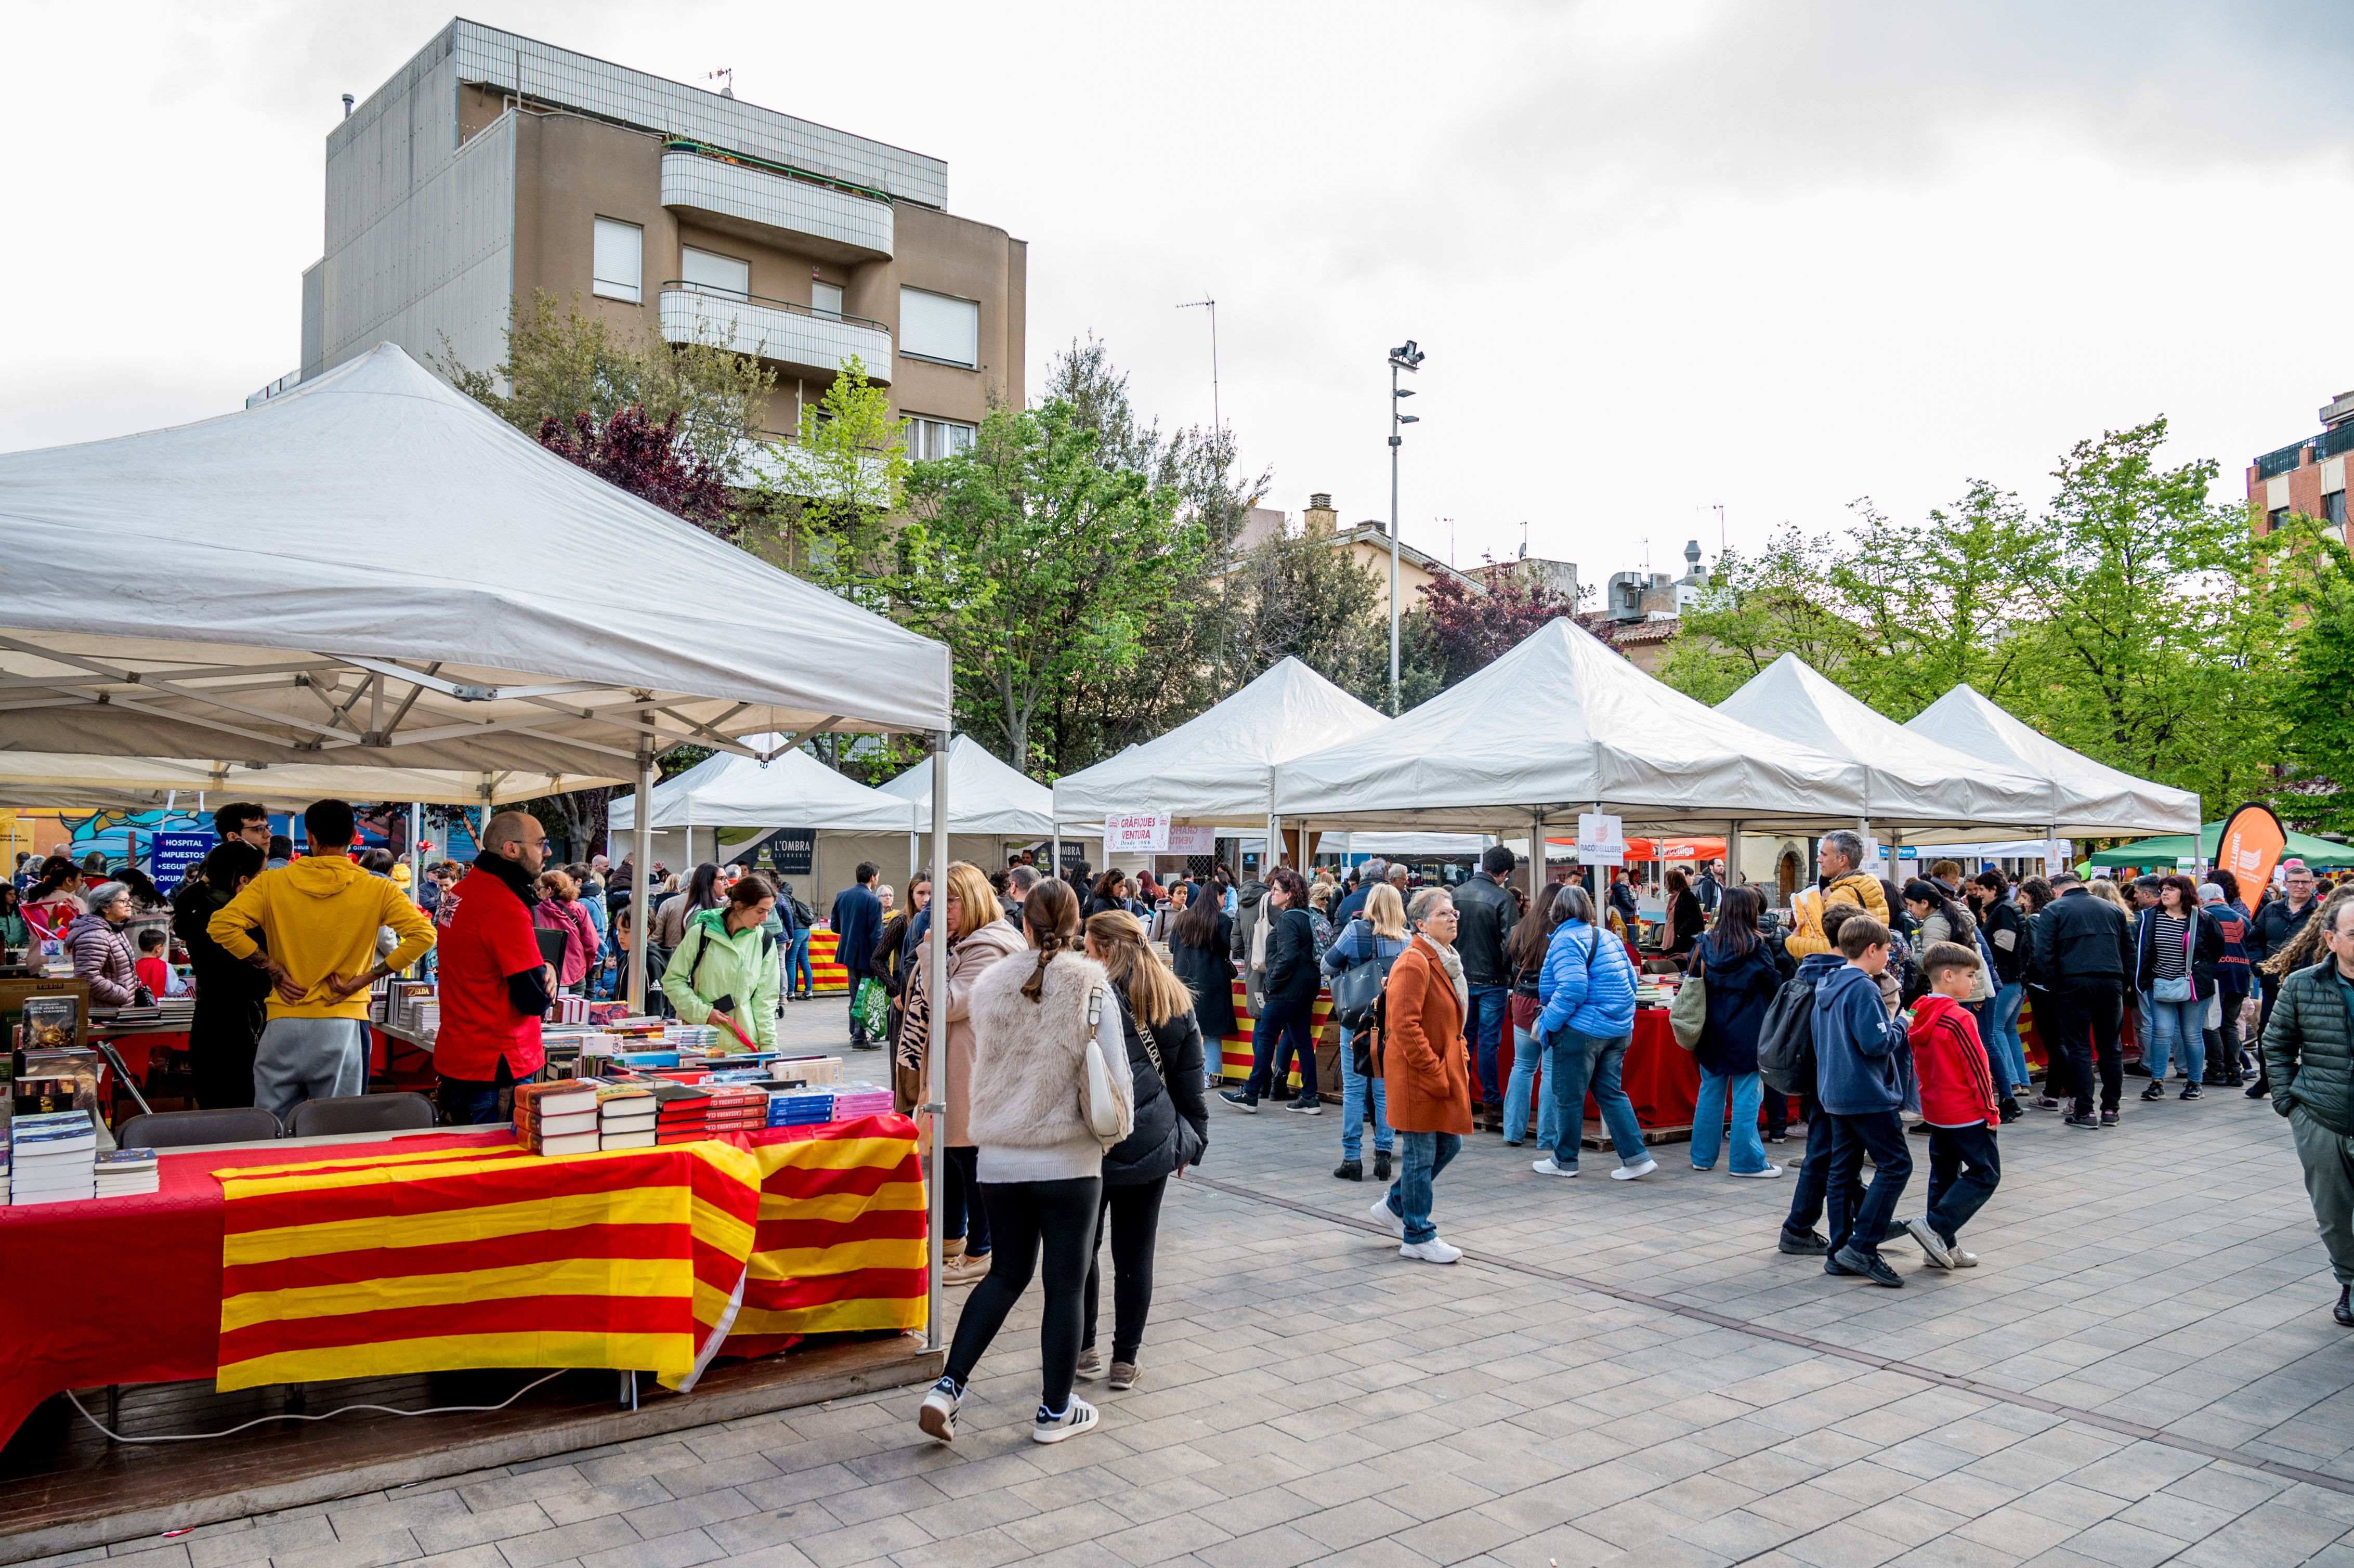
[{"xmin": 1903, "ymin": 941, "xmax": 2002, "ymax": 1271}]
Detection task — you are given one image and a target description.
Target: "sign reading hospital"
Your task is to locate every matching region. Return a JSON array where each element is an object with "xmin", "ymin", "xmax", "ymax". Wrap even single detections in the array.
[{"xmin": 1105, "ymin": 812, "xmax": 1172, "ymax": 854}]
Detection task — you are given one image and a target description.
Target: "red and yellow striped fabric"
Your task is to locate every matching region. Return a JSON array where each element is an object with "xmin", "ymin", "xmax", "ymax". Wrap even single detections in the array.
[
  {"xmin": 806, "ymin": 929, "xmax": 851, "ymax": 995},
  {"xmin": 720, "ymin": 1115, "xmax": 927, "ymax": 1356},
  {"xmin": 1216, "ymin": 979, "xmax": 1334, "ymax": 1085},
  {"xmin": 215, "ymin": 1139, "xmax": 763, "ymax": 1393}
]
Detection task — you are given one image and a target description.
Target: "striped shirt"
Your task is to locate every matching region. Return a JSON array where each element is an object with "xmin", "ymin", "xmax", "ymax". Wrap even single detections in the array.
[{"xmin": 2149, "ymin": 911, "xmax": 2190, "ymax": 979}]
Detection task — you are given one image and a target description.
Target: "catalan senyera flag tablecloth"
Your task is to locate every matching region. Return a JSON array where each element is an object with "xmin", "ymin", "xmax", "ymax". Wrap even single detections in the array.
[
  {"xmin": 214, "ymin": 1138, "xmax": 764, "ymax": 1393},
  {"xmin": 721, "ymin": 1116, "xmax": 929, "ymax": 1356}
]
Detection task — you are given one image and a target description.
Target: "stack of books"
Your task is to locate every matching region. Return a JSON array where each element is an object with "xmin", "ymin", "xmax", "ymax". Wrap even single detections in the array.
[
  {"xmin": 94, "ymin": 1147, "xmax": 160, "ymax": 1198},
  {"xmin": 584, "ymin": 1001, "xmax": 632, "ymax": 1026},
  {"xmin": 649, "ymin": 1081, "xmax": 712, "ymax": 1144},
  {"xmin": 663, "ymin": 1024, "xmax": 720, "ymax": 1053},
  {"xmin": 774, "ymin": 1054, "xmax": 841, "ymax": 1085},
  {"xmin": 767, "ymin": 1087, "xmax": 839, "ymax": 1127},
  {"xmin": 831, "ymin": 1084, "xmax": 895, "ymax": 1120},
  {"xmin": 702, "ymin": 1086, "xmax": 768, "ymax": 1135},
  {"xmin": 596, "ymin": 1081, "xmax": 657, "ymax": 1148},
  {"xmin": 10, "ymin": 1111, "xmax": 96, "ymax": 1205},
  {"xmin": 107, "ymin": 998, "xmax": 195, "ymax": 1030},
  {"xmin": 513, "ymin": 1080, "xmax": 603, "ymax": 1156},
  {"xmin": 554, "ymin": 994, "xmax": 589, "ymax": 1024}
]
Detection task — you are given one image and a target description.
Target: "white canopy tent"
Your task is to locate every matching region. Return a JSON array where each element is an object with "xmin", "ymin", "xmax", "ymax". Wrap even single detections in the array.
[
  {"xmin": 1050, "ymin": 656, "xmax": 1389, "ymax": 867},
  {"xmin": 607, "ymin": 740, "xmax": 926, "ymax": 898},
  {"xmin": 877, "ymin": 735, "xmax": 1053, "ymax": 837},
  {"xmin": 0, "ymin": 342, "xmax": 964, "ymax": 1348},
  {"xmin": 1904, "ymin": 684, "xmax": 2204, "ymax": 840},
  {"xmin": 0, "ymin": 752, "xmax": 618, "ymax": 810},
  {"xmin": 1273, "ymin": 618, "xmax": 1867, "ymax": 901},
  {"xmin": 1715, "ymin": 654, "xmax": 2056, "ymax": 842}
]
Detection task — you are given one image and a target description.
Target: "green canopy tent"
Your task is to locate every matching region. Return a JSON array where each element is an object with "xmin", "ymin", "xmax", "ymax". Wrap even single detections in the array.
[{"xmin": 2085, "ymin": 823, "xmax": 2354, "ymax": 870}]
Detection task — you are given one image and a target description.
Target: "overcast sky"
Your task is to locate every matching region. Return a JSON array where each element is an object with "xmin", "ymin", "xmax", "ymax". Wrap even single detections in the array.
[{"xmin": 6, "ymin": 1, "xmax": 2350, "ymax": 580}]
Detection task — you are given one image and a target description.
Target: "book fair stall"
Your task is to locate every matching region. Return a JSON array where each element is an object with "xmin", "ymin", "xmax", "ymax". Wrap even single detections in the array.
[{"xmin": 0, "ymin": 345, "xmax": 964, "ymax": 1555}]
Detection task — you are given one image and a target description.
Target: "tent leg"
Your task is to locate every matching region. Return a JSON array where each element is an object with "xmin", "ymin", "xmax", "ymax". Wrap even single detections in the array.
[
  {"xmin": 1051, "ymin": 824, "xmax": 1061, "ymax": 881},
  {"xmin": 1727, "ymin": 818, "xmax": 1744, "ymax": 886},
  {"xmin": 925, "ymin": 730, "xmax": 952, "ymax": 1354},
  {"xmin": 630, "ymin": 744, "xmax": 653, "ymax": 1015},
  {"xmin": 1530, "ymin": 809, "xmax": 1545, "ymax": 906}
]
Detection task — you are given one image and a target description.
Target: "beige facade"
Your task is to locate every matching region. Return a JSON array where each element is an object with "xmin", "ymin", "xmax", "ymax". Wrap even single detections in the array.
[
  {"xmin": 1298, "ymin": 493, "xmax": 1485, "ymax": 616},
  {"xmin": 275, "ymin": 21, "xmax": 1024, "ymax": 448}
]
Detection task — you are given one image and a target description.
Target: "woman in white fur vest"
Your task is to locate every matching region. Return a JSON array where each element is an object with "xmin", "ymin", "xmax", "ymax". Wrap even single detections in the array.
[{"xmin": 920, "ymin": 877, "xmax": 1130, "ymax": 1446}]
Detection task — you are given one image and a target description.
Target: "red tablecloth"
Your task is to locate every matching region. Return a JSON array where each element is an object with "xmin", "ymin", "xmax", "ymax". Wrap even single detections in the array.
[
  {"xmin": 0, "ymin": 1118, "xmax": 921, "ymax": 1447},
  {"xmin": 1494, "ymin": 1010, "xmax": 1702, "ymax": 1130}
]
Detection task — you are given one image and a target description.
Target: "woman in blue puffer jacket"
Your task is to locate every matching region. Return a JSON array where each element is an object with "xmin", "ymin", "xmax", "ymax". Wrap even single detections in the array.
[{"xmin": 1531, "ymin": 885, "xmax": 1652, "ymax": 1182}]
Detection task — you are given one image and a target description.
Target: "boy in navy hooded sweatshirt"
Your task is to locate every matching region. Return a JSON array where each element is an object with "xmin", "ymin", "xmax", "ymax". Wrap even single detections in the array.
[{"xmin": 1816, "ymin": 915, "xmax": 1913, "ymax": 1287}]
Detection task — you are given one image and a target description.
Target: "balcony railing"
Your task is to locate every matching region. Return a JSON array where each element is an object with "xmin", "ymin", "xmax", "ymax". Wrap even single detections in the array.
[
  {"xmin": 2255, "ymin": 440, "xmax": 2311, "ymax": 480},
  {"xmin": 2321, "ymin": 424, "xmax": 2354, "ymax": 462},
  {"xmin": 660, "ymin": 146, "xmax": 893, "ymax": 260},
  {"xmin": 658, "ymin": 285, "xmax": 893, "ymax": 385}
]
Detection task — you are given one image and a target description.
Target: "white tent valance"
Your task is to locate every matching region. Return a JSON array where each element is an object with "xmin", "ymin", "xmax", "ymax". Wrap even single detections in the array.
[
  {"xmin": 0, "ymin": 751, "xmax": 618, "ymax": 811},
  {"xmin": 0, "ymin": 344, "xmax": 950, "ymax": 777},
  {"xmin": 1051, "ymin": 657, "xmax": 1388, "ymax": 828},
  {"xmin": 607, "ymin": 740, "xmax": 909, "ymax": 833},
  {"xmin": 877, "ymin": 735, "xmax": 1053, "ymax": 836},
  {"xmin": 1715, "ymin": 654, "xmax": 2055, "ymax": 839},
  {"xmin": 1903, "ymin": 685, "xmax": 2203, "ymax": 839},
  {"xmin": 1273, "ymin": 618, "xmax": 1866, "ymax": 832}
]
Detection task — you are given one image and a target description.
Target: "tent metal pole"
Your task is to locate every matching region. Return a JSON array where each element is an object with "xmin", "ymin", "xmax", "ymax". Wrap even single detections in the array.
[
  {"xmin": 1051, "ymin": 824, "xmax": 1061, "ymax": 879},
  {"xmin": 629, "ymin": 742, "xmax": 653, "ymax": 1015},
  {"xmin": 1727, "ymin": 818, "xmax": 1744, "ymax": 886},
  {"xmin": 1529, "ymin": 809, "xmax": 1545, "ymax": 906},
  {"xmin": 924, "ymin": 729, "xmax": 951, "ymax": 1354}
]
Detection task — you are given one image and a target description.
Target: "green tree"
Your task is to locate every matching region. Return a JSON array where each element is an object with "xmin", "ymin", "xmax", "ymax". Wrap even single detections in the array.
[
  {"xmin": 1221, "ymin": 509, "xmax": 1389, "ymax": 700},
  {"xmin": 2263, "ymin": 518, "xmax": 2354, "ymax": 831},
  {"xmin": 1658, "ymin": 525, "xmax": 1853, "ymax": 703},
  {"xmin": 743, "ymin": 358, "xmax": 907, "ymax": 608},
  {"xmin": 435, "ymin": 290, "xmax": 774, "ymax": 482},
  {"xmin": 898, "ymin": 398, "xmax": 1206, "ymax": 772}
]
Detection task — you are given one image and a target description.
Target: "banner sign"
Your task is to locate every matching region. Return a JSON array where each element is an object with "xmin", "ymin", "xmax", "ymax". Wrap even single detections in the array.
[
  {"xmin": 763, "ymin": 828, "xmax": 815, "ymax": 877},
  {"xmin": 2046, "ymin": 838, "xmax": 2068, "ymax": 877},
  {"xmin": 1166, "ymin": 825, "xmax": 1217, "ymax": 855},
  {"xmin": 1576, "ymin": 812, "xmax": 1625, "ymax": 868},
  {"xmin": 2216, "ymin": 803, "xmax": 2287, "ymax": 894},
  {"xmin": 152, "ymin": 832, "xmax": 217, "ymax": 891},
  {"xmin": 1105, "ymin": 811, "xmax": 1172, "ymax": 854}
]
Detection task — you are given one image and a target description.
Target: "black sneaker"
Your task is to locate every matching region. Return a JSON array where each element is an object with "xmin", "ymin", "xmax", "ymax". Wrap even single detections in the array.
[
  {"xmin": 2246, "ymin": 1080, "xmax": 2270, "ymax": 1100},
  {"xmin": 2140, "ymin": 1082, "xmax": 2165, "ymax": 1101},
  {"xmin": 1287, "ymin": 1097, "xmax": 1323, "ymax": 1115},
  {"xmin": 1997, "ymin": 1099, "xmax": 2022, "ymax": 1125},
  {"xmin": 2337, "ymin": 1285, "xmax": 2353, "ymax": 1327},
  {"xmin": 1372, "ymin": 1150, "xmax": 1392, "ymax": 1182},
  {"xmin": 2099, "ymin": 1110, "xmax": 2119, "ymax": 1126},
  {"xmin": 1219, "ymin": 1089, "xmax": 1259, "ymax": 1113},
  {"xmin": 1833, "ymin": 1244, "xmax": 1904, "ymax": 1287},
  {"xmin": 1332, "ymin": 1159, "xmax": 1362, "ymax": 1181},
  {"xmin": 2063, "ymin": 1113, "xmax": 2101, "ymax": 1129},
  {"xmin": 2180, "ymin": 1084, "xmax": 2202, "ymax": 1100},
  {"xmin": 1780, "ymin": 1226, "xmax": 1832, "ymax": 1256},
  {"xmin": 1908, "ymin": 1121, "xmax": 1934, "ymax": 1136},
  {"xmin": 1823, "ymin": 1253, "xmax": 1858, "ymax": 1276}
]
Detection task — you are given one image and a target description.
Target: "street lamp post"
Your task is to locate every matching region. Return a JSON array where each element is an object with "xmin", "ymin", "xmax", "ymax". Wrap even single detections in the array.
[{"xmin": 1387, "ymin": 339, "xmax": 1423, "ymax": 716}]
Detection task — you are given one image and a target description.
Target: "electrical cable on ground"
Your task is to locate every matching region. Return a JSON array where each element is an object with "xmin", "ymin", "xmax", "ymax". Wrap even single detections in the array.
[{"xmin": 63, "ymin": 1369, "xmax": 572, "ymax": 1445}]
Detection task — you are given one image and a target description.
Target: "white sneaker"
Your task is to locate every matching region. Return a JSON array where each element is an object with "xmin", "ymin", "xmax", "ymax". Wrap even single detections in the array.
[
  {"xmin": 1904, "ymin": 1217, "xmax": 1954, "ymax": 1269},
  {"xmin": 1531, "ymin": 1157, "xmax": 1580, "ymax": 1177},
  {"xmin": 917, "ymin": 1378, "xmax": 961, "ymax": 1443},
  {"xmin": 1950, "ymin": 1247, "xmax": 1980, "ymax": 1268},
  {"xmin": 1033, "ymin": 1394, "xmax": 1100, "ymax": 1444},
  {"xmin": 1369, "ymin": 1196, "xmax": 1406, "ymax": 1238},
  {"xmin": 1398, "ymin": 1237, "xmax": 1462, "ymax": 1264},
  {"xmin": 1729, "ymin": 1164, "xmax": 1783, "ymax": 1179},
  {"xmin": 1611, "ymin": 1156, "xmax": 1658, "ymax": 1181}
]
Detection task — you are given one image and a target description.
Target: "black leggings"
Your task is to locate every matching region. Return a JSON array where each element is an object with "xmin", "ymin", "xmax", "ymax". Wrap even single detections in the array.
[
  {"xmin": 943, "ymin": 1146, "xmax": 991, "ymax": 1254},
  {"xmin": 944, "ymin": 1174, "xmax": 1101, "ymax": 1410},
  {"xmin": 1082, "ymin": 1177, "xmax": 1169, "ymax": 1365}
]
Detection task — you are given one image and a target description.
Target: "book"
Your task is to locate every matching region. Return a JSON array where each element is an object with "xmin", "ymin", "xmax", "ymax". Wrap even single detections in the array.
[
  {"xmin": 599, "ymin": 1126, "xmax": 657, "ymax": 1150},
  {"xmin": 533, "ymin": 1130, "xmax": 600, "ymax": 1157},
  {"xmin": 521, "ymin": 1108, "xmax": 599, "ymax": 1139},
  {"xmin": 514, "ymin": 1081, "xmax": 603, "ymax": 1119}
]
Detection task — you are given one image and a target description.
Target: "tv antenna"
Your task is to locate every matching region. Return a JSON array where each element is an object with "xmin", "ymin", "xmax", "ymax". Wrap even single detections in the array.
[
  {"xmin": 1176, "ymin": 296, "xmax": 1219, "ymax": 436},
  {"xmin": 704, "ymin": 67, "xmax": 735, "ymax": 97}
]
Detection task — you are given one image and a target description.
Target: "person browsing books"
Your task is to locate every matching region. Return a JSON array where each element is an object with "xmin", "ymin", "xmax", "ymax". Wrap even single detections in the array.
[
  {"xmin": 661, "ymin": 873, "xmax": 782, "ymax": 1052},
  {"xmin": 207, "ymin": 798, "xmax": 436, "ymax": 1119},
  {"xmin": 433, "ymin": 811, "xmax": 558, "ymax": 1125}
]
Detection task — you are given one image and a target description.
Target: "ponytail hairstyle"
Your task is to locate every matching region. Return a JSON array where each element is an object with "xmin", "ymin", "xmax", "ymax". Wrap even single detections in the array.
[
  {"xmin": 1901, "ymin": 877, "xmax": 1974, "ymax": 942},
  {"xmin": 1019, "ymin": 877, "xmax": 1082, "ymax": 1002}
]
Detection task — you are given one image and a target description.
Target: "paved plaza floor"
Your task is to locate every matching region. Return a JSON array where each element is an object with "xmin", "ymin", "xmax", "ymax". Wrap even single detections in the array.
[{"xmin": 38, "ymin": 999, "xmax": 2354, "ymax": 1568}]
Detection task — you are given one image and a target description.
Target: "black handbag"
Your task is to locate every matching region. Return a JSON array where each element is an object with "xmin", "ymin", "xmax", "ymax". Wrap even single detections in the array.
[{"xmin": 1330, "ymin": 949, "xmax": 1396, "ymax": 1033}]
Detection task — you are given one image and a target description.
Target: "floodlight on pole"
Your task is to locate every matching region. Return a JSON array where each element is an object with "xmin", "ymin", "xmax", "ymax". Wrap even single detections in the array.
[{"xmin": 1386, "ymin": 339, "xmax": 1423, "ymax": 716}]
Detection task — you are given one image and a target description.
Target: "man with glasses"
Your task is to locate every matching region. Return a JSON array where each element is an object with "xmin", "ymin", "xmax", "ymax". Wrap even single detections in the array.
[{"xmin": 2251, "ymin": 862, "xmax": 2323, "ymax": 1100}]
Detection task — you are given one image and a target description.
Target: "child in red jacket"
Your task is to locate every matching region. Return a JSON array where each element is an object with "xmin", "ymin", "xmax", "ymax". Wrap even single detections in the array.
[{"xmin": 1903, "ymin": 941, "xmax": 2001, "ymax": 1270}]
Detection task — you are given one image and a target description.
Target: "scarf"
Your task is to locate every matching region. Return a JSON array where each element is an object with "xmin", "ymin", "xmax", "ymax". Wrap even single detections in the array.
[
  {"xmin": 1423, "ymin": 935, "xmax": 1469, "ymax": 1017},
  {"xmin": 895, "ymin": 943, "xmax": 932, "ymax": 1075}
]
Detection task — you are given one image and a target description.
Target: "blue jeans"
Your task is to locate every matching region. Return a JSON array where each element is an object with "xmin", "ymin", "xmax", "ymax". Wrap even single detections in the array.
[
  {"xmin": 1384, "ymin": 1130, "xmax": 1462, "ymax": 1245},
  {"xmin": 1337, "ymin": 1028, "xmax": 1392, "ymax": 1160},
  {"xmin": 1690, "ymin": 1068, "xmax": 1768, "ymax": 1174},
  {"xmin": 2142, "ymin": 994, "xmax": 2205, "ymax": 1082},
  {"xmin": 1546, "ymin": 1026, "xmax": 1646, "ymax": 1171},
  {"xmin": 1245, "ymin": 994, "xmax": 1316, "ymax": 1103},
  {"xmin": 1467, "ymin": 985, "xmax": 1509, "ymax": 1103},
  {"xmin": 1987, "ymin": 982, "xmax": 2030, "ymax": 1095},
  {"xmin": 1501, "ymin": 1024, "xmax": 1557, "ymax": 1148},
  {"xmin": 788, "ymin": 933, "xmax": 814, "ymax": 995}
]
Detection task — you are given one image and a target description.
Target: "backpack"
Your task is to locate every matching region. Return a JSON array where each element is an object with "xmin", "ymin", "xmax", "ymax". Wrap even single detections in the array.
[
  {"xmin": 1307, "ymin": 909, "xmax": 1336, "ymax": 962},
  {"xmin": 1756, "ymin": 974, "xmax": 1819, "ymax": 1097},
  {"xmin": 789, "ymin": 894, "xmax": 815, "ymax": 927}
]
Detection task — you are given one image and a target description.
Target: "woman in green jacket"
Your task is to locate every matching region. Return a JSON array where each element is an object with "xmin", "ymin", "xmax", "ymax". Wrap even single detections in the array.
[{"xmin": 661, "ymin": 872, "xmax": 783, "ymax": 1052}]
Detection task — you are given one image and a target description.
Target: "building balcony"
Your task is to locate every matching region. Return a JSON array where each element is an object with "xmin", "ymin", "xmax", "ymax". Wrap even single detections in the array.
[
  {"xmin": 659, "ymin": 285, "xmax": 892, "ymax": 385},
  {"xmin": 660, "ymin": 145, "xmax": 892, "ymax": 264}
]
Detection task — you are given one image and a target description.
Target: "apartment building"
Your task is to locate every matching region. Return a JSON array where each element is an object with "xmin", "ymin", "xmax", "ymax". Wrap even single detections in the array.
[
  {"xmin": 2248, "ymin": 387, "xmax": 2354, "ymax": 540},
  {"xmin": 258, "ymin": 20, "xmax": 1025, "ymax": 460}
]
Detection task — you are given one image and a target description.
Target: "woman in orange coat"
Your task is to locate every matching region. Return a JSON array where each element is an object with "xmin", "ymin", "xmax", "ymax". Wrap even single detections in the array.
[{"xmin": 1372, "ymin": 887, "xmax": 1475, "ymax": 1264}]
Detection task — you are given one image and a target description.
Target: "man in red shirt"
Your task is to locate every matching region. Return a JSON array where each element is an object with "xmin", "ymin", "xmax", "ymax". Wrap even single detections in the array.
[{"xmin": 434, "ymin": 811, "xmax": 557, "ymax": 1125}]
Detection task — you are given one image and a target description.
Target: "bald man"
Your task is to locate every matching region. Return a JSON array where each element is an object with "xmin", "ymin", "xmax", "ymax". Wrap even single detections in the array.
[{"xmin": 433, "ymin": 811, "xmax": 558, "ymax": 1124}]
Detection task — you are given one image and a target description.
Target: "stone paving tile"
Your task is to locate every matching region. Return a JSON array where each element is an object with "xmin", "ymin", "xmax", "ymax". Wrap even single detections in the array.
[{"xmin": 84, "ymin": 1019, "xmax": 2354, "ymax": 1568}]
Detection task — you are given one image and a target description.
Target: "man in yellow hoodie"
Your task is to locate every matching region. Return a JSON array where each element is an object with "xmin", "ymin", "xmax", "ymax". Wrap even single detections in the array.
[
  {"xmin": 210, "ymin": 799, "xmax": 437, "ymax": 1119},
  {"xmin": 1785, "ymin": 829, "xmax": 1893, "ymax": 962}
]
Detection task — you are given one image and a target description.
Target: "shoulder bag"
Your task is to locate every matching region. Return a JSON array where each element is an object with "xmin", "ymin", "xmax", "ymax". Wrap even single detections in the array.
[
  {"xmin": 1080, "ymin": 983, "xmax": 1136, "ymax": 1147},
  {"xmin": 1330, "ymin": 927, "xmax": 1397, "ymax": 1032},
  {"xmin": 2153, "ymin": 915, "xmax": 2195, "ymax": 1002},
  {"xmin": 1669, "ymin": 950, "xmax": 1708, "ymax": 1051}
]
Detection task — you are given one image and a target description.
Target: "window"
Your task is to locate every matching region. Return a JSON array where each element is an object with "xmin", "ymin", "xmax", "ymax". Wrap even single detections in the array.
[
  {"xmin": 899, "ymin": 287, "xmax": 979, "ymax": 368},
  {"xmin": 2327, "ymin": 490, "xmax": 2348, "ymax": 530},
  {"xmin": 810, "ymin": 281, "xmax": 844, "ymax": 320},
  {"xmin": 681, "ymin": 246, "xmax": 750, "ymax": 301},
  {"xmin": 592, "ymin": 217, "xmax": 643, "ymax": 304},
  {"xmin": 904, "ymin": 415, "xmax": 977, "ymax": 461},
  {"xmin": 2267, "ymin": 506, "xmax": 2290, "ymax": 533}
]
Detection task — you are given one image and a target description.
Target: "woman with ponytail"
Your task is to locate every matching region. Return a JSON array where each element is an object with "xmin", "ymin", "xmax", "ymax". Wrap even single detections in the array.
[{"xmin": 921, "ymin": 877, "xmax": 1126, "ymax": 1448}]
